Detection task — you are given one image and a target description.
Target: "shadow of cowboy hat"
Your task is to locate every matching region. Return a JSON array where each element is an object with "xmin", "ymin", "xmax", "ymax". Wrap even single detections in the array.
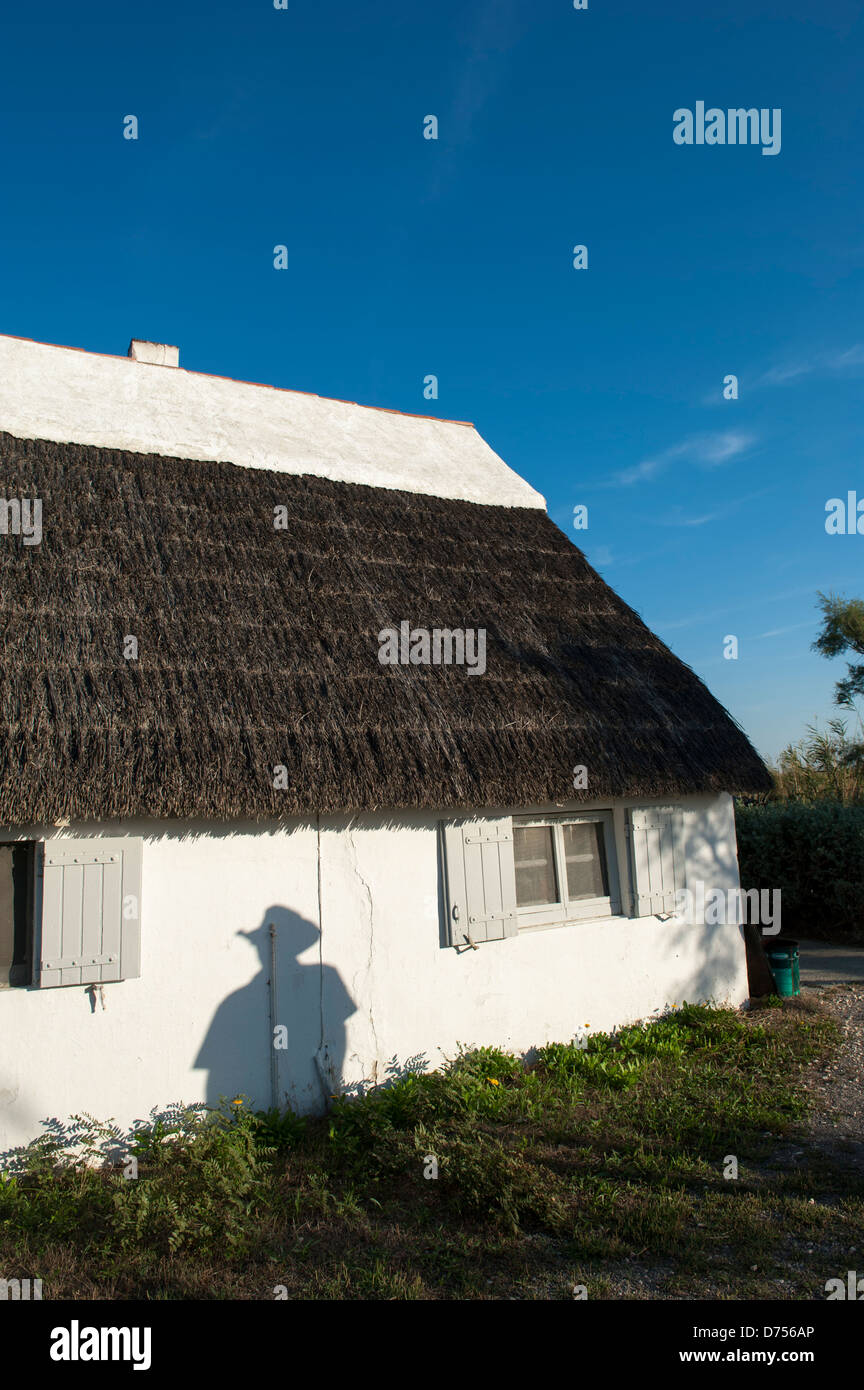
[{"xmin": 236, "ymin": 907, "xmax": 321, "ymax": 953}]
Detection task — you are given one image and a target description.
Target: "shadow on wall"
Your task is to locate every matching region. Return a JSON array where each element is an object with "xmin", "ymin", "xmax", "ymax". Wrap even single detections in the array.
[
  {"xmin": 194, "ymin": 905, "xmax": 356, "ymax": 1115},
  {"xmin": 661, "ymin": 817, "xmax": 747, "ymax": 1004},
  {"xmin": 660, "ymin": 915, "xmax": 747, "ymax": 1006}
]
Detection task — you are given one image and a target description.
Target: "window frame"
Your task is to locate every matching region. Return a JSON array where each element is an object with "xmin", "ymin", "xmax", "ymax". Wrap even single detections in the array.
[{"xmin": 512, "ymin": 810, "xmax": 622, "ymax": 930}]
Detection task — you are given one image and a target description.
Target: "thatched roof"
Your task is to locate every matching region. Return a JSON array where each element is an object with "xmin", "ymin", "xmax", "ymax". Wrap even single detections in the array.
[{"xmin": 0, "ymin": 430, "xmax": 770, "ymax": 824}]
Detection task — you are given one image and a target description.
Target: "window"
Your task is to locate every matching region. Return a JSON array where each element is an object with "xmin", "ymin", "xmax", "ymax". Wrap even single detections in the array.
[
  {"xmin": 439, "ymin": 805, "xmax": 686, "ymax": 947},
  {"xmin": 513, "ymin": 812, "xmax": 621, "ymax": 928}
]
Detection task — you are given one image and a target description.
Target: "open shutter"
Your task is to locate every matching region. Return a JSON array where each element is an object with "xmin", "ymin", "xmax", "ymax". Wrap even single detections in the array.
[
  {"xmin": 628, "ymin": 808, "xmax": 685, "ymax": 917},
  {"xmin": 38, "ymin": 837, "xmax": 142, "ymax": 988},
  {"xmin": 441, "ymin": 817, "xmax": 517, "ymax": 946}
]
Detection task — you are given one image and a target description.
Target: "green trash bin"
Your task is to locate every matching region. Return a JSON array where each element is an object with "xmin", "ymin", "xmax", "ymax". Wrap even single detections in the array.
[{"xmin": 766, "ymin": 938, "xmax": 800, "ymax": 997}]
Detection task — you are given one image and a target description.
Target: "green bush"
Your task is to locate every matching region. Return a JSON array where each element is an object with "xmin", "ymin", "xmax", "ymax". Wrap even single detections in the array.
[
  {"xmin": 0, "ymin": 1102, "xmax": 277, "ymax": 1258},
  {"xmin": 536, "ymin": 1038, "xmax": 643, "ymax": 1089},
  {"xmin": 326, "ymin": 1047, "xmax": 521, "ymax": 1168},
  {"xmin": 735, "ymin": 800, "xmax": 864, "ymax": 943}
]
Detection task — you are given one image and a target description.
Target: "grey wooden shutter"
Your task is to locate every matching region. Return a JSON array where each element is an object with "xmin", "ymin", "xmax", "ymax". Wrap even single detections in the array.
[
  {"xmin": 441, "ymin": 818, "xmax": 518, "ymax": 946},
  {"xmin": 627, "ymin": 808, "xmax": 685, "ymax": 916},
  {"xmin": 38, "ymin": 837, "xmax": 142, "ymax": 987}
]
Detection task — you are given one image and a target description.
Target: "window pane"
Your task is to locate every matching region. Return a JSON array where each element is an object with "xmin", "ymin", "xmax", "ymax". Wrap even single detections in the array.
[
  {"xmin": 514, "ymin": 826, "xmax": 559, "ymax": 907},
  {"xmin": 563, "ymin": 821, "xmax": 610, "ymax": 901}
]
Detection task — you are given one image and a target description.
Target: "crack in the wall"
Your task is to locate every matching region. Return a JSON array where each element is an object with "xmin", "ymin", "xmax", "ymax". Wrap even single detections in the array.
[
  {"xmin": 313, "ymin": 813, "xmax": 334, "ymax": 1105},
  {"xmin": 346, "ymin": 818, "xmax": 380, "ymax": 1087}
]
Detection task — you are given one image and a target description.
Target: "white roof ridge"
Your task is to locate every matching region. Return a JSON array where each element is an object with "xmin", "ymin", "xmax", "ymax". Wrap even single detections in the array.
[{"xmin": 0, "ymin": 333, "xmax": 546, "ymax": 510}]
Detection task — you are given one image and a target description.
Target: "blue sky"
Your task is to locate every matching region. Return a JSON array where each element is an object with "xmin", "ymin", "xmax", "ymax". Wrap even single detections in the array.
[{"xmin": 1, "ymin": 0, "xmax": 862, "ymax": 762}]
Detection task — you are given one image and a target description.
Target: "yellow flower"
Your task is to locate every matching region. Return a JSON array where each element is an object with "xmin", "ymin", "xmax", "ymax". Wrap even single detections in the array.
[
  {"xmin": 489, "ymin": 1078, "xmax": 500, "ymax": 1086},
  {"xmin": 231, "ymin": 1098, "xmax": 243, "ymax": 1105}
]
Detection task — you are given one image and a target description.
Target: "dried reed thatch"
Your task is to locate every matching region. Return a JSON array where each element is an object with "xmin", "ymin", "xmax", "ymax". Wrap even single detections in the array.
[{"xmin": 0, "ymin": 430, "xmax": 770, "ymax": 823}]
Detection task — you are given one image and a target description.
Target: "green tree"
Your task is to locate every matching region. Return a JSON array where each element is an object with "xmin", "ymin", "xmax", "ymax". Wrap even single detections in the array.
[
  {"xmin": 812, "ymin": 591, "xmax": 864, "ymax": 707},
  {"xmin": 787, "ymin": 591, "xmax": 864, "ymax": 799}
]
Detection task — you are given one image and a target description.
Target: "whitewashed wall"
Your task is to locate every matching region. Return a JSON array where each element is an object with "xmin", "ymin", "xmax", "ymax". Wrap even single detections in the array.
[{"xmin": 0, "ymin": 793, "xmax": 747, "ymax": 1155}]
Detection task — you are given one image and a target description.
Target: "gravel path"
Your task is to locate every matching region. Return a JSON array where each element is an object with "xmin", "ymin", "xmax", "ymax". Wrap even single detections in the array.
[{"xmin": 798, "ymin": 981, "xmax": 864, "ymax": 1157}]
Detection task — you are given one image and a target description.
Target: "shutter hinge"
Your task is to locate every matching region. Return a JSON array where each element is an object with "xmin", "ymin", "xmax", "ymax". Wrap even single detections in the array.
[{"xmin": 42, "ymin": 954, "xmax": 117, "ymax": 969}]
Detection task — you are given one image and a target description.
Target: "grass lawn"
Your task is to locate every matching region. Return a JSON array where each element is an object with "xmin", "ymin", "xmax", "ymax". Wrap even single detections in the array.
[{"xmin": 2, "ymin": 997, "xmax": 860, "ymax": 1300}]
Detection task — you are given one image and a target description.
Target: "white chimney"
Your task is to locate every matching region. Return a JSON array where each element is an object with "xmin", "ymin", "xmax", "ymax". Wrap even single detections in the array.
[{"xmin": 128, "ymin": 339, "xmax": 180, "ymax": 367}]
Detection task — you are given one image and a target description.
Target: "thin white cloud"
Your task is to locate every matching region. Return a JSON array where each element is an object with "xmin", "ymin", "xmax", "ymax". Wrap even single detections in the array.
[
  {"xmin": 447, "ymin": 0, "xmax": 521, "ymax": 144},
  {"xmin": 679, "ymin": 511, "xmax": 725, "ymax": 527},
  {"xmin": 424, "ymin": 0, "xmax": 522, "ymax": 200},
  {"xmin": 699, "ymin": 344, "xmax": 864, "ymax": 402},
  {"xmin": 613, "ymin": 431, "xmax": 755, "ymax": 487},
  {"xmin": 754, "ymin": 621, "xmax": 815, "ymax": 639},
  {"xmin": 759, "ymin": 362, "xmax": 814, "ymax": 386},
  {"xmin": 616, "ymin": 457, "xmax": 665, "ymax": 485},
  {"xmin": 696, "ymin": 432, "xmax": 755, "ymax": 465},
  {"xmin": 757, "ymin": 344, "xmax": 864, "ymax": 388},
  {"xmin": 654, "ymin": 585, "xmax": 817, "ymax": 633},
  {"xmin": 597, "ymin": 538, "xmax": 687, "ymax": 570},
  {"xmin": 658, "ymin": 484, "xmax": 777, "ymax": 529},
  {"xmin": 828, "ymin": 344, "xmax": 864, "ymax": 368}
]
